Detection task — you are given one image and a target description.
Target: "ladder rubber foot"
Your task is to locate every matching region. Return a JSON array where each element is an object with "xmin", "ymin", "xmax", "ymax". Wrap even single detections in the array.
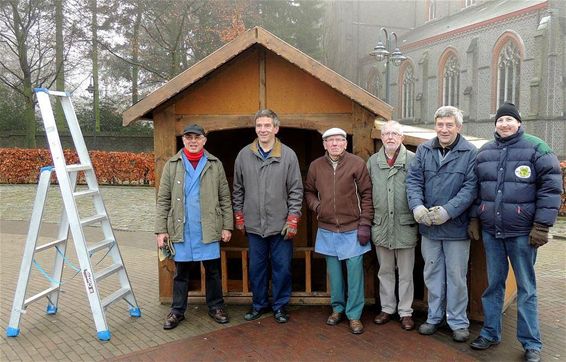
[
  {"xmin": 46, "ymin": 305, "xmax": 58, "ymax": 315},
  {"xmin": 129, "ymin": 307, "xmax": 141, "ymax": 318},
  {"xmin": 97, "ymin": 330, "xmax": 111, "ymax": 341},
  {"xmin": 6, "ymin": 327, "xmax": 20, "ymax": 337}
]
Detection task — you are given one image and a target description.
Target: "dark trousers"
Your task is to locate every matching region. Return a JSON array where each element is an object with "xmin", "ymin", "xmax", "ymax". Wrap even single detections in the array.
[
  {"xmin": 171, "ymin": 258, "xmax": 224, "ymax": 316},
  {"xmin": 247, "ymin": 232, "xmax": 293, "ymax": 311}
]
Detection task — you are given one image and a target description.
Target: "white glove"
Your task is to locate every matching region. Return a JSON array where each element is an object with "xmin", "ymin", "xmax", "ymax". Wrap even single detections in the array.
[
  {"xmin": 413, "ymin": 205, "xmax": 433, "ymax": 226},
  {"xmin": 429, "ymin": 206, "xmax": 450, "ymax": 225}
]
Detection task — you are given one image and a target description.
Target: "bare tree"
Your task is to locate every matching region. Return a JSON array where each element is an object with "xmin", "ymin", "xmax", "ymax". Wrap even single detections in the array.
[{"xmin": 0, "ymin": 0, "xmax": 57, "ymax": 147}]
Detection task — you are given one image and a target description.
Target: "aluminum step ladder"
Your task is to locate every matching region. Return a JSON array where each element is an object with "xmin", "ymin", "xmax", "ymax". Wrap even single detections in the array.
[{"xmin": 5, "ymin": 88, "xmax": 141, "ymax": 341}]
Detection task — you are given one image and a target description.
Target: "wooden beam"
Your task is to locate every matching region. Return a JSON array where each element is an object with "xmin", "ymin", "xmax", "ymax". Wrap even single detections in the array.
[
  {"xmin": 221, "ymin": 250, "xmax": 228, "ymax": 293},
  {"xmin": 200, "ymin": 262, "xmax": 206, "ymax": 293},
  {"xmin": 175, "ymin": 113, "xmax": 353, "ymax": 134},
  {"xmin": 242, "ymin": 249, "xmax": 249, "ymax": 294},
  {"xmin": 259, "ymin": 48, "xmax": 266, "ymax": 109},
  {"xmin": 305, "ymin": 250, "xmax": 312, "ymax": 293},
  {"xmin": 352, "ymin": 102, "xmax": 375, "ymax": 161},
  {"xmin": 155, "ymin": 103, "xmax": 178, "ymax": 303}
]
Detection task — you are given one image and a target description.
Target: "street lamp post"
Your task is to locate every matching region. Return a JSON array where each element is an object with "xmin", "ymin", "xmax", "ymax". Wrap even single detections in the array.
[
  {"xmin": 370, "ymin": 28, "xmax": 407, "ymax": 104},
  {"xmin": 86, "ymin": 76, "xmax": 96, "ymax": 148}
]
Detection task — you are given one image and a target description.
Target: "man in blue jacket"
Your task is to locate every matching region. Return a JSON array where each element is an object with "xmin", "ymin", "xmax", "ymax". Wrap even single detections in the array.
[
  {"xmin": 406, "ymin": 106, "xmax": 478, "ymax": 342},
  {"xmin": 468, "ymin": 103, "xmax": 562, "ymax": 362}
]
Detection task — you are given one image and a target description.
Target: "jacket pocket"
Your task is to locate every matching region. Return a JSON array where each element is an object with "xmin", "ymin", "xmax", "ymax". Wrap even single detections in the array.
[
  {"xmin": 215, "ymin": 206, "xmax": 223, "ymax": 233},
  {"xmin": 399, "ymin": 214, "xmax": 416, "ymax": 226}
]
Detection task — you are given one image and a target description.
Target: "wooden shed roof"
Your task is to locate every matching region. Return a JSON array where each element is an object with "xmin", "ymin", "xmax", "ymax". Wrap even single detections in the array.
[{"xmin": 123, "ymin": 26, "xmax": 392, "ymax": 126}]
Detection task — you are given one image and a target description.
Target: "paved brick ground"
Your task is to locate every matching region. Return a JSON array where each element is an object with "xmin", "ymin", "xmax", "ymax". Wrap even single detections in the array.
[{"xmin": 1, "ymin": 185, "xmax": 565, "ymax": 361}]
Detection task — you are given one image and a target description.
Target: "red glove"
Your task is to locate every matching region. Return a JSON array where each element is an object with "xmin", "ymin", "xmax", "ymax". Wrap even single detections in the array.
[
  {"xmin": 281, "ymin": 214, "xmax": 300, "ymax": 240},
  {"xmin": 357, "ymin": 225, "xmax": 371, "ymax": 246},
  {"xmin": 234, "ymin": 211, "xmax": 245, "ymax": 233}
]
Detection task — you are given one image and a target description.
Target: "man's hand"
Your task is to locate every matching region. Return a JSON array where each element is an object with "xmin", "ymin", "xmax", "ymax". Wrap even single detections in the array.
[
  {"xmin": 221, "ymin": 230, "xmax": 232, "ymax": 243},
  {"xmin": 429, "ymin": 206, "xmax": 450, "ymax": 225},
  {"xmin": 281, "ymin": 214, "xmax": 300, "ymax": 240},
  {"xmin": 357, "ymin": 225, "xmax": 371, "ymax": 246},
  {"xmin": 156, "ymin": 233, "xmax": 169, "ymax": 248},
  {"xmin": 468, "ymin": 218, "xmax": 481, "ymax": 241},
  {"xmin": 413, "ymin": 205, "xmax": 432, "ymax": 226},
  {"xmin": 234, "ymin": 211, "xmax": 245, "ymax": 233},
  {"xmin": 529, "ymin": 223, "xmax": 549, "ymax": 248}
]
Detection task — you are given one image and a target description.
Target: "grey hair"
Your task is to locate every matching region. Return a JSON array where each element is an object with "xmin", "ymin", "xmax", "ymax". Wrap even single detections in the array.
[
  {"xmin": 254, "ymin": 109, "xmax": 280, "ymax": 127},
  {"xmin": 380, "ymin": 120, "xmax": 404, "ymax": 136},
  {"xmin": 434, "ymin": 106, "xmax": 463, "ymax": 126}
]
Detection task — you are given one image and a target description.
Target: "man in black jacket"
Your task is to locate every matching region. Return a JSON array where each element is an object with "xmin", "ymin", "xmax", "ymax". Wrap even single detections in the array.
[{"xmin": 468, "ymin": 103, "xmax": 562, "ymax": 362}]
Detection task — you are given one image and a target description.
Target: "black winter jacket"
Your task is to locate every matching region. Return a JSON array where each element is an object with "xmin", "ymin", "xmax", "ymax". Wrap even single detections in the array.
[{"xmin": 472, "ymin": 128, "xmax": 562, "ymax": 238}]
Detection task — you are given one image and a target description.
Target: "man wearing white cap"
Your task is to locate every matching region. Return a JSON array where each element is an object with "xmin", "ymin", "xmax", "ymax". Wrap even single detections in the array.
[{"xmin": 305, "ymin": 127, "xmax": 373, "ymax": 334}]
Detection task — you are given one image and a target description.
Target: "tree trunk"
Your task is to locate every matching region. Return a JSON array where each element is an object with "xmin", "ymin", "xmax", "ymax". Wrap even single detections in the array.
[
  {"xmin": 55, "ymin": 0, "xmax": 66, "ymax": 130},
  {"xmin": 131, "ymin": 3, "xmax": 142, "ymax": 105},
  {"xmin": 11, "ymin": 1, "xmax": 36, "ymax": 148},
  {"xmin": 91, "ymin": 0, "xmax": 100, "ymax": 133}
]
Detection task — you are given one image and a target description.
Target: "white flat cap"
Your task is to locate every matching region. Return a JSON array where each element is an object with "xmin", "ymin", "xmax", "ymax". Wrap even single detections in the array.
[{"xmin": 322, "ymin": 127, "xmax": 347, "ymax": 139}]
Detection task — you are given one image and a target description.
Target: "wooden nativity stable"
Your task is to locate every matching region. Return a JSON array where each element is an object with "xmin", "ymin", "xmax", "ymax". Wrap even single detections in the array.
[{"xmin": 123, "ymin": 26, "xmax": 515, "ymax": 321}]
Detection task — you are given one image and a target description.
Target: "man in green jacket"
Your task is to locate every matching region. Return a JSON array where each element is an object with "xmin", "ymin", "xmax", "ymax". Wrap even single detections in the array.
[
  {"xmin": 367, "ymin": 120, "xmax": 418, "ymax": 331},
  {"xmin": 155, "ymin": 124, "xmax": 233, "ymax": 330}
]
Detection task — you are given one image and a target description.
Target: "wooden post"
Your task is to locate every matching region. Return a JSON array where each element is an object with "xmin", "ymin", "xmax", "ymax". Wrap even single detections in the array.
[
  {"xmin": 154, "ymin": 103, "xmax": 178, "ymax": 304},
  {"xmin": 242, "ymin": 249, "xmax": 249, "ymax": 293},
  {"xmin": 352, "ymin": 102, "xmax": 376, "ymax": 161}
]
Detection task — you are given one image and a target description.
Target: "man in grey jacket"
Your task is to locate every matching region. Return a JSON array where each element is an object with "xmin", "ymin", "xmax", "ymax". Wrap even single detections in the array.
[
  {"xmin": 406, "ymin": 106, "xmax": 478, "ymax": 342},
  {"xmin": 233, "ymin": 109, "xmax": 303, "ymax": 324},
  {"xmin": 367, "ymin": 121, "xmax": 418, "ymax": 331}
]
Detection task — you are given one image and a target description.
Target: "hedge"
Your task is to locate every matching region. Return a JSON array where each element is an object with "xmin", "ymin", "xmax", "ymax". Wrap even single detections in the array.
[{"xmin": 0, "ymin": 148, "xmax": 154, "ymax": 185}]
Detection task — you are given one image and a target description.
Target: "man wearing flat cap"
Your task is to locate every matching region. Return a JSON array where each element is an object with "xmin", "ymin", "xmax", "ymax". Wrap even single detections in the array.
[
  {"xmin": 155, "ymin": 124, "xmax": 233, "ymax": 330},
  {"xmin": 304, "ymin": 127, "xmax": 373, "ymax": 334},
  {"xmin": 469, "ymin": 103, "xmax": 562, "ymax": 362}
]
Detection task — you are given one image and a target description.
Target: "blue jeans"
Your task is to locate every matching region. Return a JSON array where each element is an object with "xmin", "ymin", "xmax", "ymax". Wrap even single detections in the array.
[
  {"xmin": 421, "ymin": 237, "xmax": 470, "ymax": 330},
  {"xmin": 480, "ymin": 232, "xmax": 541, "ymax": 351},
  {"xmin": 247, "ymin": 233, "xmax": 293, "ymax": 311}
]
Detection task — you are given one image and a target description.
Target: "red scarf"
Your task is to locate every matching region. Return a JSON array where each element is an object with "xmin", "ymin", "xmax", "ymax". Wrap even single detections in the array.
[{"xmin": 183, "ymin": 148, "xmax": 204, "ymax": 169}]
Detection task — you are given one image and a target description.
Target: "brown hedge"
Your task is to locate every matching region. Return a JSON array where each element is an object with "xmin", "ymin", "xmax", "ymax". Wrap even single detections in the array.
[{"xmin": 0, "ymin": 148, "xmax": 154, "ymax": 185}]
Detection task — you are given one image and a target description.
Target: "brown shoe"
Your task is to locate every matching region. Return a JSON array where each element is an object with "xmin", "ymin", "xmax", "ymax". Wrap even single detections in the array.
[
  {"xmin": 374, "ymin": 311, "xmax": 392, "ymax": 325},
  {"xmin": 349, "ymin": 320, "xmax": 364, "ymax": 334},
  {"xmin": 400, "ymin": 316, "xmax": 415, "ymax": 331},
  {"xmin": 163, "ymin": 313, "xmax": 185, "ymax": 330},
  {"xmin": 326, "ymin": 312, "xmax": 343, "ymax": 326},
  {"xmin": 208, "ymin": 308, "xmax": 229, "ymax": 324}
]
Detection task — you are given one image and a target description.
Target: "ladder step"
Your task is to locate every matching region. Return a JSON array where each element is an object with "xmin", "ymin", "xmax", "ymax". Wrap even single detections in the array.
[
  {"xmin": 66, "ymin": 164, "xmax": 92, "ymax": 173},
  {"xmin": 80, "ymin": 214, "xmax": 107, "ymax": 226},
  {"xmin": 87, "ymin": 238, "xmax": 115, "ymax": 255},
  {"xmin": 101, "ymin": 287, "xmax": 131, "ymax": 309},
  {"xmin": 94, "ymin": 264, "xmax": 123, "ymax": 282},
  {"xmin": 24, "ymin": 286, "xmax": 60, "ymax": 307},
  {"xmin": 73, "ymin": 189, "xmax": 98, "ymax": 198},
  {"xmin": 35, "ymin": 238, "xmax": 66, "ymax": 253}
]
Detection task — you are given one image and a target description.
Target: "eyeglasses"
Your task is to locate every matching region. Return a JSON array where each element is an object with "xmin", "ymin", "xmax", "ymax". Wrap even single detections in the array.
[
  {"xmin": 183, "ymin": 134, "xmax": 204, "ymax": 141},
  {"xmin": 381, "ymin": 131, "xmax": 402, "ymax": 138}
]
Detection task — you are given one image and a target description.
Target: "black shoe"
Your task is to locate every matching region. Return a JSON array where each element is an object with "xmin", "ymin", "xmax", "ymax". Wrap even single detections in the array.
[
  {"xmin": 524, "ymin": 349, "xmax": 541, "ymax": 362},
  {"xmin": 274, "ymin": 309, "xmax": 289, "ymax": 323},
  {"xmin": 244, "ymin": 307, "xmax": 268, "ymax": 321},
  {"xmin": 470, "ymin": 336, "xmax": 499, "ymax": 350},
  {"xmin": 163, "ymin": 313, "xmax": 185, "ymax": 330},
  {"xmin": 208, "ymin": 308, "xmax": 229, "ymax": 324}
]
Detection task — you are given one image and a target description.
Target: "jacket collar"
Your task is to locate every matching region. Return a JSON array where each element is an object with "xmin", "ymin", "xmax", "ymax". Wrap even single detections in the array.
[
  {"xmin": 174, "ymin": 149, "xmax": 217, "ymax": 162},
  {"xmin": 250, "ymin": 138, "xmax": 282, "ymax": 158},
  {"xmin": 422, "ymin": 134, "xmax": 474, "ymax": 152},
  {"xmin": 325, "ymin": 150, "xmax": 347, "ymax": 164},
  {"xmin": 494, "ymin": 126, "xmax": 524, "ymax": 145},
  {"xmin": 376, "ymin": 144, "xmax": 407, "ymax": 168}
]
